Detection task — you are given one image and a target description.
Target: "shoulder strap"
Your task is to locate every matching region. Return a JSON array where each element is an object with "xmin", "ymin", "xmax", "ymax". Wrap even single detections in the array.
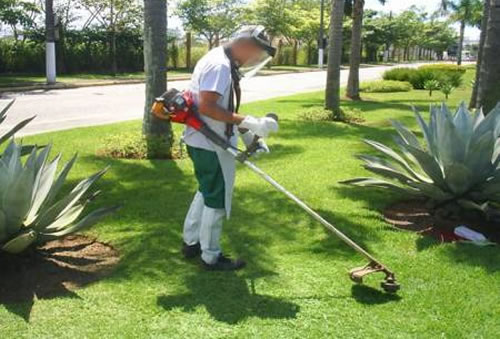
[{"xmin": 223, "ymin": 46, "xmax": 242, "ymax": 139}]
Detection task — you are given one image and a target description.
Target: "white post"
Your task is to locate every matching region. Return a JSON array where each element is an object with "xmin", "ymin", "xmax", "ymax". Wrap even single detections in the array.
[
  {"xmin": 46, "ymin": 42, "xmax": 56, "ymax": 84},
  {"xmin": 318, "ymin": 48, "xmax": 324, "ymax": 69},
  {"xmin": 45, "ymin": 0, "xmax": 56, "ymax": 85}
]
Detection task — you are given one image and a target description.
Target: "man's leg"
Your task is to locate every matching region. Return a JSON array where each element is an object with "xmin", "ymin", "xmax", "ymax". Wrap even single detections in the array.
[
  {"xmin": 182, "ymin": 191, "xmax": 204, "ymax": 258},
  {"xmin": 199, "ymin": 206, "xmax": 225, "ymax": 264},
  {"xmin": 186, "ymin": 145, "xmax": 245, "ymax": 270}
]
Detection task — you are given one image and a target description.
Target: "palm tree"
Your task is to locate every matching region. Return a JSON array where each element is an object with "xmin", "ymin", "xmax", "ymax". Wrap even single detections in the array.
[
  {"xmin": 441, "ymin": 0, "xmax": 483, "ymax": 65},
  {"xmin": 325, "ymin": 0, "xmax": 345, "ymax": 118},
  {"xmin": 477, "ymin": 0, "xmax": 500, "ymax": 112},
  {"xmin": 470, "ymin": 0, "xmax": 489, "ymax": 108},
  {"xmin": 143, "ymin": 0, "xmax": 172, "ymax": 155},
  {"xmin": 346, "ymin": 0, "xmax": 385, "ymax": 100}
]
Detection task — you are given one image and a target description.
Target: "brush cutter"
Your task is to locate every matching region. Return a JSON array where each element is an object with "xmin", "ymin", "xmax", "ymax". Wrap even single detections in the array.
[{"xmin": 152, "ymin": 89, "xmax": 400, "ymax": 293}]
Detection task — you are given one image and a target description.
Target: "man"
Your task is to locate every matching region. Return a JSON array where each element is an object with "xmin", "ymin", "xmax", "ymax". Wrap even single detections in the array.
[{"xmin": 182, "ymin": 26, "xmax": 278, "ymax": 271}]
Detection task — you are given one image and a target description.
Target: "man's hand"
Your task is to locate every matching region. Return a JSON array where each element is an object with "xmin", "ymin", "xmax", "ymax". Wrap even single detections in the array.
[
  {"xmin": 241, "ymin": 131, "xmax": 270, "ymax": 155},
  {"xmin": 239, "ymin": 116, "xmax": 278, "ymax": 138}
]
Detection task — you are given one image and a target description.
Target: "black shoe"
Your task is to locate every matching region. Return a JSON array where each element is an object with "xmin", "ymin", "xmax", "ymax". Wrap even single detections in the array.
[
  {"xmin": 202, "ymin": 254, "xmax": 246, "ymax": 271},
  {"xmin": 182, "ymin": 242, "xmax": 201, "ymax": 259}
]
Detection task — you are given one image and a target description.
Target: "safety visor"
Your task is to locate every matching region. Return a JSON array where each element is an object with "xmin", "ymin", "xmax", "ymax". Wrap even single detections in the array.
[{"xmin": 237, "ymin": 25, "xmax": 276, "ymax": 57}]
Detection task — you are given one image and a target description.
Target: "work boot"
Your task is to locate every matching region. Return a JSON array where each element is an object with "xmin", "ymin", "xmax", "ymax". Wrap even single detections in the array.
[
  {"xmin": 182, "ymin": 242, "xmax": 201, "ymax": 259},
  {"xmin": 202, "ymin": 253, "xmax": 246, "ymax": 271}
]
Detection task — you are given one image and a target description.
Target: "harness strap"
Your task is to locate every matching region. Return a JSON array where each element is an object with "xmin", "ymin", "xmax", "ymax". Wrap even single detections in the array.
[{"xmin": 223, "ymin": 45, "xmax": 242, "ymax": 139}]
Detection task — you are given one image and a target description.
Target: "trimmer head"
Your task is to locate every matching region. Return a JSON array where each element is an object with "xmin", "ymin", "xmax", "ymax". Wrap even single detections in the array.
[{"xmin": 349, "ymin": 261, "xmax": 400, "ymax": 293}]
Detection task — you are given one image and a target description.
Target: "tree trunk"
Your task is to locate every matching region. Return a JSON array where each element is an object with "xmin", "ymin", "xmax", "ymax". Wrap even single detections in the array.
[
  {"xmin": 477, "ymin": 0, "xmax": 500, "ymax": 113},
  {"xmin": 457, "ymin": 20, "xmax": 465, "ymax": 65},
  {"xmin": 293, "ymin": 39, "xmax": 298, "ymax": 65},
  {"xmin": 470, "ymin": 0, "xmax": 490, "ymax": 109},
  {"xmin": 346, "ymin": 0, "xmax": 364, "ymax": 100},
  {"xmin": 143, "ymin": 0, "xmax": 172, "ymax": 154},
  {"xmin": 186, "ymin": 31, "xmax": 192, "ymax": 69},
  {"xmin": 325, "ymin": 0, "xmax": 345, "ymax": 117},
  {"xmin": 110, "ymin": 0, "xmax": 118, "ymax": 75}
]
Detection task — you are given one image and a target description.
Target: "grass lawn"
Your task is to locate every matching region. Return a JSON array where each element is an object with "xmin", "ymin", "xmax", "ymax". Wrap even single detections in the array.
[{"xmin": 1, "ymin": 69, "xmax": 500, "ymax": 337}]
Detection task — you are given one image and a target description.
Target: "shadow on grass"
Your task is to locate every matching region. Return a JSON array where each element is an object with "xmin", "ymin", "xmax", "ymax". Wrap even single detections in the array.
[
  {"xmin": 351, "ymin": 285, "xmax": 401, "ymax": 305},
  {"xmin": 157, "ymin": 270, "xmax": 299, "ymax": 324}
]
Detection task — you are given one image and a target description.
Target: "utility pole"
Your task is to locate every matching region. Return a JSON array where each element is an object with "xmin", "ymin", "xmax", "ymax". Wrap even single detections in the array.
[
  {"xmin": 45, "ymin": 0, "xmax": 56, "ymax": 84},
  {"xmin": 318, "ymin": 0, "xmax": 325, "ymax": 68}
]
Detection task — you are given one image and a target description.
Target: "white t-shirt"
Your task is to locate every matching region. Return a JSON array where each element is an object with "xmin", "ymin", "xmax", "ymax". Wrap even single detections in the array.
[{"xmin": 183, "ymin": 46, "xmax": 238, "ymax": 151}]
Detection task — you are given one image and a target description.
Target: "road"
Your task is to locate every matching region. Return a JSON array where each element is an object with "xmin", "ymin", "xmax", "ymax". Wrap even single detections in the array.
[{"xmin": 0, "ymin": 63, "xmax": 425, "ymax": 136}]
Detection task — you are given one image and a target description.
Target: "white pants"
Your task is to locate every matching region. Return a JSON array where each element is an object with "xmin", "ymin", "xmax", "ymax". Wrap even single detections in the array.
[{"xmin": 183, "ymin": 191, "xmax": 225, "ymax": 264}]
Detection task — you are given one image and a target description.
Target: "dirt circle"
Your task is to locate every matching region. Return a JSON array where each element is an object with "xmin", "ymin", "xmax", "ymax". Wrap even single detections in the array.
[
  {"xmin": 0, "ymin": 235, "xmax": 119, "ymax": 304},
  {"xmin": 383, "ymin": 200, "xmax": 500, "ymax": 243}
]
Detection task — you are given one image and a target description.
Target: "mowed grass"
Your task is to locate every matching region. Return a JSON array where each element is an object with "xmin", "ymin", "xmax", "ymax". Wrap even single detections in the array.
[{"xmin": 1, "ymin": 70, "xmax": 500, "ymax": 337}]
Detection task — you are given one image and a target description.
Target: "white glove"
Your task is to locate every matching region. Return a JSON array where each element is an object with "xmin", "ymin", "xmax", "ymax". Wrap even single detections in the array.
[
  {"xmin": 239, "ymin": 116, "xmax": 278, "ymax": 138},
  {"xmin": 241, "ymin": 131, "xmax": 270, "ymax": 155}
]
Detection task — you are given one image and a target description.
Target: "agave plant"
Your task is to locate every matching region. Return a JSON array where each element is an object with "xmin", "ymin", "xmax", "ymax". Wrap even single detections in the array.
[
  {"xmin": 0, "ymin": 99, "xmax": 35, "ymax": 150},
  {"xmin": 0, "ymin": 141, "xmax": 119, "ymax": 254},
  {"xmin": 342, "ymin": 103, "xmax": 500, "ymax": 216}
]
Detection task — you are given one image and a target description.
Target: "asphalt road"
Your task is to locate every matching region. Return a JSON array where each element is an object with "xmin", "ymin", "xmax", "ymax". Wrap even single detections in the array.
[{"xmin": 0, "ymin": 63, "xmax": 426, "ymax": 136}]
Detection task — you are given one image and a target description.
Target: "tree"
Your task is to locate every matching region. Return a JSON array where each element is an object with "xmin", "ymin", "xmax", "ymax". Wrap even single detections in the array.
[
  {"xmin": 477, "ymin": 0, "xmax": 500, "ymax": 112},
  {"xmin": 346, "ymin": 0, "xmax": 385, "ymax": 100},
  {"xmin": 441, "ymin": 0, "xmax": 483, "ymax": 65},
  {"xmin": 143, "ymin": 0, "xmax": 171, "ymax": 155},
  {"xmin": 470, "ymin": 0, "xmax": 489, "ymax": 108},
  {"xmin": 80, "ymin": 0, "xmax": 143, "ymax": 74},
  {"xmin": 0, "ymin": 0, "xmax": 39, "ymax": 40},
  {"xmin": 177, "ymin": 0, "xmax": 244, "ymax": 49},
  {"xmin": 325, "ymin": 0, "xmax": 345, "ymax": 117}
]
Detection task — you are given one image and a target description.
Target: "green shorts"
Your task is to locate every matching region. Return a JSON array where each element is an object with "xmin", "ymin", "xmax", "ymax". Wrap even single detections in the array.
[{"xmin": 187, "ymin": 145, "xmax": 225, "ymax": 209}]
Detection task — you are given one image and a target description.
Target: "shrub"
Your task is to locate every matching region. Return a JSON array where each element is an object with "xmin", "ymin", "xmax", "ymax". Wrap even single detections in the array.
[
  {"xmin": 298, "ymin": 107, "xmax": 364, "ymax": 124},
  {"xmin": 385, "ymin": 65, "xmax": 466, "ymax": 90},
  {"xmin": 418, "ymin": 64, "xmax": 466, "ymax": 74},
  {"xmin": 97, "ymin": 131, "xmax": 182, "ymax": 159},
  {"xmin": 408, "ymin": 68, "xmax": 441, "ymax": 89},
  {"xmin": 360, "ymin": 80, "xmax": 412, "ymax": 93},
  {"xmin": 342, "ymin": 103, "xmax": 500, "ymax": 221},
  {"xmin": 382, "ymin": 67, "xmax": 418, "ymax": 83}
]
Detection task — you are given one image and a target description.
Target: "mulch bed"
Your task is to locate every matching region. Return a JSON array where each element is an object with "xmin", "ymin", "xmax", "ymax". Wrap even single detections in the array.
[
  {"xmin": 383, "ymin": 200, "xmax": 500, "ymax": 244},
  {"xmin": 0, "ymin": 235, "xmax": 119, "ymax": 304}
]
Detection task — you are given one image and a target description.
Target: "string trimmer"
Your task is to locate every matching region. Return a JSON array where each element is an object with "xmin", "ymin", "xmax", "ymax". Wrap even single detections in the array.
[{"xmin": 152, "ymin": 89, "xmax": 400, "ymax": 293}]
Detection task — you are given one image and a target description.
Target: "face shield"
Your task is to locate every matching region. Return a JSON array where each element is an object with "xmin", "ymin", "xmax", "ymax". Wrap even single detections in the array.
[{"xmin": 234, "ymin": 25, "xmax": 276, "ymax": 80}]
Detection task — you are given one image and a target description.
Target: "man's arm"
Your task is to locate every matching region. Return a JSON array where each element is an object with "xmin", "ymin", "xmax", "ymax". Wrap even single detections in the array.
[
  {"xmin": 198, "ymin": 91, "xmax": 244, "ymax": 125},
  {"xmin": 198, "ymin": 90, "xmax": 278, "ymax": 138}
]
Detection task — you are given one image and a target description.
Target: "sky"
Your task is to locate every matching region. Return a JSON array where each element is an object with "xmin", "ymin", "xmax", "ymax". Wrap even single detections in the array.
[{"xmin": 365, "ymin": 0, "xmax": 480, "ymax": 40}]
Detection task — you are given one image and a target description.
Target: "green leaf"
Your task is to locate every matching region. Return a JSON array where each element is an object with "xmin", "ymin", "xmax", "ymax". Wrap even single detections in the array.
[
  {"xmin": 3, "ymin": 154, "xmax": 37, "ymax": 233},
  {"xmin": 0, "ymin": 99, "xmax": 15, "ymax": 119},
  {"xmin": 0, "ymin": 116, "xmax": 36, "ymax": 146},
  {"xmin": 453, "ymin": 102, "xmax": 473, "ymax": 145},
  {"xmin": 40, "ymin": 205, "xmax": 120, "ymax": 242},
  {"xmin": 414, "ymin": 107, "xmax": 437, "ymax": 156},
  {"xmin": 1, "ymin": 230, "xmax": 37, "ymax": 254},
  {"xmin": 363, "ymin": 139, "xmax": 428, "ymax": 182},
  {"xmin": 42, "ymin": 204, "xmax": 86, "ymax": 232},
  {"xmin": 0, "ymin": 210, "xmax": 7, "ymax": 243},
  {"xmin": 390, "ymin": 120, "xmax": 422, "ymax": 150},
  {"xmin": 34, "ymin": 167, "xmax": 109, "ymax": 230},
  {"xmin": 339, "ymin": 177, "xmax": 418, "ymax": 196},
  {"xmin": 405, "ymin": 144, "xmax": 447, "ymax": 190},
  {"xmin": 40, "ymin": 154, "xmax": 78, "ymax": 210},
  {"xmin": 25, "ymin": 153, "xmax": 61, "ymax": 226},
  {"xmin": 443, "ymin": 163, "xmax": 474, "ymax": 195}
]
